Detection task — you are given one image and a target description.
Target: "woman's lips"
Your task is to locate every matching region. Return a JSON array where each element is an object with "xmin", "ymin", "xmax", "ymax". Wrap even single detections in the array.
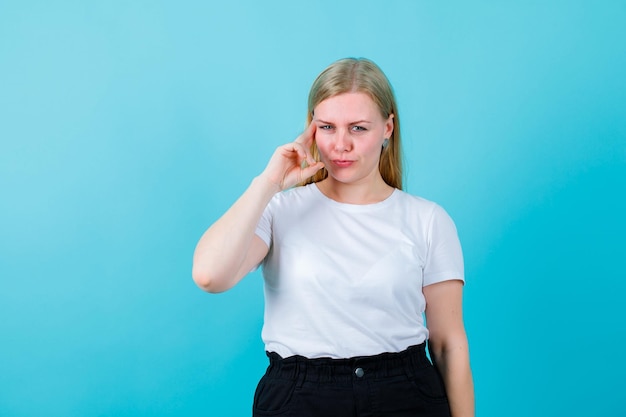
[{"xmin": 332, "ymin": 160, "xmax": 354, "ymax": 168}]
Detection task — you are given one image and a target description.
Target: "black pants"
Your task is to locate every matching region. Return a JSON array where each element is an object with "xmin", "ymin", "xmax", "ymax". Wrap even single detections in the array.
[{"xmin": 253, "ymin": 343, "xmax": 451, "ymax": 417}]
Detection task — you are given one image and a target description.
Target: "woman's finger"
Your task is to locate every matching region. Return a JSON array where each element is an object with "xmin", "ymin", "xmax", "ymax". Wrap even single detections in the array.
[
  {"xmin": 289, "ymin": 141, "xmax": 315, "ymax": 166},
  {"xmin": 302, "ymin": 161, "xmax": 324, "ymax": 179}
]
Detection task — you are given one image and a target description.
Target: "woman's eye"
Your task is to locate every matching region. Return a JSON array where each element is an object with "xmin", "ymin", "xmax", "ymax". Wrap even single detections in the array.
[
  {"xmin": 319, "ymin": 125, "xmax": 333, "ymax": 130},
  {"xmin": 351, "ymin": 126, "xmax": 366, "ymax": 132}
]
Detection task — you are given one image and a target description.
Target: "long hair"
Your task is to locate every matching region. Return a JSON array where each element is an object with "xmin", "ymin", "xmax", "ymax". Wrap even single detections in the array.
[{"xmin": 302, "ymin": 58, "xmax": 403, "ymax": 190}]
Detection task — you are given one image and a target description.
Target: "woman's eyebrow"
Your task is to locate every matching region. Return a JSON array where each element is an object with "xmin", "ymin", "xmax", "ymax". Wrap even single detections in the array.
[{"xmin": 313, "ymin": 119, "xmax": 371, "ymax": 125}]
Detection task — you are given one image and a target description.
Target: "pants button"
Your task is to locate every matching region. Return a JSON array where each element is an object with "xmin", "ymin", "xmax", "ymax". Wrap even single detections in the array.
[{"xmin": 354, "ymin": 367, "xmax": 365, "ymax": 378}]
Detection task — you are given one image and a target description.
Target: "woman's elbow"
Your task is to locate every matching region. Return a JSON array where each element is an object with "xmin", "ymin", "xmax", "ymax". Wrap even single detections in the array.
[{"xmin": 192, "ymin": 266, "xmax": 228, "ymax": 293}]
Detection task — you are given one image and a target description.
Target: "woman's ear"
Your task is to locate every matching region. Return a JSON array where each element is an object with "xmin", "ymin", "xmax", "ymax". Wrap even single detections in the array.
[{"xmin": 384, "ymin": 114, "xmax": 394, "ymax": 139}]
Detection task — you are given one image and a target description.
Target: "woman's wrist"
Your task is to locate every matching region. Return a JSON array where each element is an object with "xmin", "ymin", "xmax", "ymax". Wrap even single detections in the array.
[{"xmin": 253, "ymin": 174, "xmax": 282, "ymax": 196}]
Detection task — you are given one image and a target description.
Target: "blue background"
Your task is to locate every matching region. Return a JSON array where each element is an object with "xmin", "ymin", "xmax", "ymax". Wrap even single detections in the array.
[{"xmin": 1, "ymin": 1, "xmax": 625, "ymax": 416}]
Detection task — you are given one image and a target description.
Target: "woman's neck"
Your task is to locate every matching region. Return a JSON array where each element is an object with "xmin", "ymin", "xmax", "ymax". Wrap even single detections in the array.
[{"xmin": 316, "ymin": 176, "xmax": 394, "ymax": 205}]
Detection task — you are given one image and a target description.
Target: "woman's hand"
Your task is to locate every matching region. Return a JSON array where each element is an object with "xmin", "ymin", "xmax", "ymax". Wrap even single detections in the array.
[{"xmin": 260, "ymin": 123, "xmax": 325, "ymax": 190}]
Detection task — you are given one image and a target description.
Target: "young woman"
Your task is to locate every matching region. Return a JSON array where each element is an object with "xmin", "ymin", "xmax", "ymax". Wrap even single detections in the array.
[{"xmin": 193, "ymin": 58, "xmax": 474, "ymax": 417}]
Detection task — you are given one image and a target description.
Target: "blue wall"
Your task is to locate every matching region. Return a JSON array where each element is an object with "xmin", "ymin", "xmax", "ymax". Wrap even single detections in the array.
[{"xmin": 1, "ymin": 1, "xmax": 624, "ymax": 416}]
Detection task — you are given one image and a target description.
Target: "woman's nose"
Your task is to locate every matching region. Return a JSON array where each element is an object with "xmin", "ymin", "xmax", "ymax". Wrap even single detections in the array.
[{"xmin": 334, "ymin": 130, "xmax": 351, "ymax": 152}]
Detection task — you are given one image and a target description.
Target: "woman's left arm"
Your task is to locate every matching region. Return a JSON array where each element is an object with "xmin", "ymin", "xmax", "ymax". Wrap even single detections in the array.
[{"xmin": 423, "ymin": 280, "xmax": 475, "ymax": 417}]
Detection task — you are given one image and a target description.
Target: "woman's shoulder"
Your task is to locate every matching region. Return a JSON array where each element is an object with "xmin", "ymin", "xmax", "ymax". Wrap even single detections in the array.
[
  {"xmin": 268, "ymin": 183, "xmax": 319, "ymax": 207},
  {"xmin": 393, "ymin": 189, "xmax": 439, "ymax": 211},
  {"xmin": 392, "ymin": 189, "xmax": 456, "ymax": 223},
  {"xmin": 389, "ymin": 191, "xmax": 460, "ymax": 247}
]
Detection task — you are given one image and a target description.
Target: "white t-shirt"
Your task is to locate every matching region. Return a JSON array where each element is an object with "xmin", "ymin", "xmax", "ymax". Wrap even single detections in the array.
[{"xmin": 255, "ymin": 183, "xmax": 464, "ymax": 359}]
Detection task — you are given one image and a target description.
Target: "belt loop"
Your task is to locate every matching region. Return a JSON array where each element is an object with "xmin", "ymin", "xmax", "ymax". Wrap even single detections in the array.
[
  {"xmin": 404, "ymin": 342, "xmax": 427, "ymax": 380},
  {"xmin": 295, "ymin": 357, "xmax": 307, "ymax": 389},
  {"xmin": 403, "ymin": 352, "xmax": 415, "ymax": 380},
  {"xmin": 266, "ymin": 351, "xmax": 279, "ymax": 375}
]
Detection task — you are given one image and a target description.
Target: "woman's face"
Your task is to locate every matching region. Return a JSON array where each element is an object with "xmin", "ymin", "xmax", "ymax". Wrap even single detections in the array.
[{"xmin": 313, "ymin": 92, "xmax": 393, "ymax": 186}]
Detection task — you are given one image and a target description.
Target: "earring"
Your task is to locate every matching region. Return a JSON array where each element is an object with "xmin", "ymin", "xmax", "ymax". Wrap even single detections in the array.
[{"xmin": 382, "ymin": 138, "xmax": 389, "ymax": 149}]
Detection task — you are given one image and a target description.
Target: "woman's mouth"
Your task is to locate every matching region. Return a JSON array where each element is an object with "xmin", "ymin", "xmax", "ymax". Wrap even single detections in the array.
[{"xmin": 332, "ymin": 160, "xmax": 354, "ymax": 168}]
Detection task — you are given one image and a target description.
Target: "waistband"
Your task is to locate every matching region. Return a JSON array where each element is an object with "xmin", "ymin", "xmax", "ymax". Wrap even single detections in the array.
[{"xmin": 265, "ymin": 343, "xmax": 430, "ymax": 383}]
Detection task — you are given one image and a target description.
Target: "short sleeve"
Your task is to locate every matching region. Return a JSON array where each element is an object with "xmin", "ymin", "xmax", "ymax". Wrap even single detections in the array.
[
  {"xmin": 255, "ymin": 198, "xmax": 273, "ymax": 248},
  {"xmin": 423, "ymin": 204, "xmax": 465, "ymax": 286}
]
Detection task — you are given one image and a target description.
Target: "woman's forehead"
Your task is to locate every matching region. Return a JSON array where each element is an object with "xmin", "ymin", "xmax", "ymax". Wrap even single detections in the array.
[{"xmin": 313, "ymin": 92, "xmax": 380, "ymax": 122}]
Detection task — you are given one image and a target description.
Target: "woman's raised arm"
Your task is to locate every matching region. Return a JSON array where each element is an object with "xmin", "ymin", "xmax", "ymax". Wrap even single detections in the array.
[{"xmin": 192, "ymin": 123, "xmax": 324, "ymax": 293}]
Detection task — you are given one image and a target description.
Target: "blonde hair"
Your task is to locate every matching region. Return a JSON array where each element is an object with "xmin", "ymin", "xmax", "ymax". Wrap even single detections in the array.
[{"xmin": 303, "ymin": 58, "xmax": 403, "ymax": 190}]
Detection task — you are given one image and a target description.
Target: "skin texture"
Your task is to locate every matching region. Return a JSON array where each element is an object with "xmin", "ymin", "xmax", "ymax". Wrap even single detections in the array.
[{"xmin": 192, "ymin": 92, "xmax": 474, "ymax": 417}]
